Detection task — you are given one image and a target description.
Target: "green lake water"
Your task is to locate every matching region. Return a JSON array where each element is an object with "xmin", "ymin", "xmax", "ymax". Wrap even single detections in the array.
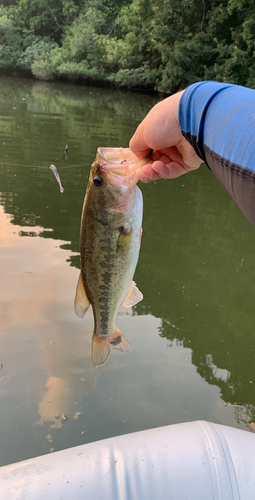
[{"xmin": 0, "ymin": 75, "xmax": 255, "ymax": 466}]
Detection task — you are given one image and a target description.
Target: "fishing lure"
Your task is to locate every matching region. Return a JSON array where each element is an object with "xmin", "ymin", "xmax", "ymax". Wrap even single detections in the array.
[{"xmin": 50, "ymin": 164, "xmax": 64, "ymax": 193}]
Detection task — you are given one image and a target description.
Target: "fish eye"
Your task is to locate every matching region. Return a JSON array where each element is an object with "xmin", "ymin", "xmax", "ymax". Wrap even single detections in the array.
[{"xmin": 93, "ymin": 175, "xmax": 103, "ymax": 187}]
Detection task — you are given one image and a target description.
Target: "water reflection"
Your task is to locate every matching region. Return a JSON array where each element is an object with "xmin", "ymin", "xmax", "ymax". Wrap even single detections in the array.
[
  {"xmin": 0, "ymin": 75, "xmax": 255, "ymax": 466},
  {"xmin": 36, "ymin": 377, "xmax": 69, "ymax": 429},
  {"xmin": 134, "ymin": 172, "xmax": 255, "ymax": 420}
]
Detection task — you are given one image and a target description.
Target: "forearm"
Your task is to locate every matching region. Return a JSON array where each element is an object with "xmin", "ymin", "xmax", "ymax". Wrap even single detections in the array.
[{"xmin": 179, "ymin": 81, "xmax": 255, "ymax": 227}]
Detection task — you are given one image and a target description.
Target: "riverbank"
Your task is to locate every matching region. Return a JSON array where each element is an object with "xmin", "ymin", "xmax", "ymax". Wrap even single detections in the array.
[{"xmin": 0, "ymin": 66, "xmax": 160, "ymax": 94}]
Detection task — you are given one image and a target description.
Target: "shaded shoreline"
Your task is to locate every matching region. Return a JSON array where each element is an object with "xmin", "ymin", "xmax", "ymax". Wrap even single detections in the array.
[{"xmin": 0, "ymin": 67, "xmax": 161, "ymax": 95}]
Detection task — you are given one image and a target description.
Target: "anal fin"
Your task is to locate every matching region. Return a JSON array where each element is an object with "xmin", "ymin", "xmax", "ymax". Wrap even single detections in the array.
[
  {"xmin": 122, "ymin": 281, "xmax": 143, "ymax": 307},
  {"xmin": 74, "ymin": 272, "xmax": 91, "ymax": 318},
  {"xmin": 92, "ymin": 328, "xmax": 130, "ymax": 367}
]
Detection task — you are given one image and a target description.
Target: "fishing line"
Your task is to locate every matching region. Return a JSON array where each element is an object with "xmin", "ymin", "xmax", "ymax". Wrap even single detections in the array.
[
  {"xmin": 185, "ymin": 153, "xmax": 196, "ymax": 166},
  {"xmin": 57, "ymin": 164, "xmax": 88, "ymax": 169},
  {"xmin": 0, "ymin": 162, "xmax": 87, "ymax": 169},
  {"xmin": 0, "ymin": 162, "xmax": 48, "ymax": 169}
]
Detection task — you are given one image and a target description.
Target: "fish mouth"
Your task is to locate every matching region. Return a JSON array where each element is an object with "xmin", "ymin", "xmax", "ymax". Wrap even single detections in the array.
[{"xmin": 97, "ymin": 147, "xmax": 150, "ymax": 177}]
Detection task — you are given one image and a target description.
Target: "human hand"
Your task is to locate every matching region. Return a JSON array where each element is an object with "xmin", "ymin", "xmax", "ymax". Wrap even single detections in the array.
[{"xmin": 129, "ymin": 91, "xmax": 203, "ymax": 182}]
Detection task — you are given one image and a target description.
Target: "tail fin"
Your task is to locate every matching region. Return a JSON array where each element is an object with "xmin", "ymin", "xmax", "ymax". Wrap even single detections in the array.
[{"xmin": 92, "ymin": 328, "xmax": 130, "ymax": 367}]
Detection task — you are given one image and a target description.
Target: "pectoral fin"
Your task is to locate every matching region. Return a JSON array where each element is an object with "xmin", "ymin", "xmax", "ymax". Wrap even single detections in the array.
[
  {"xmin": 92, "ymin": 328, "xmax": 130, "ymax": 367},
  {"xmin": 122, "ymin": 280, "xmax": 143, "ymax": 307},
  {"xmin": 74, "ymin": 272, "xmax": 91, "ymax": 318},
  {"xmin": 117, "ymin": 228, "xmax": 132, "ymax": 254}
]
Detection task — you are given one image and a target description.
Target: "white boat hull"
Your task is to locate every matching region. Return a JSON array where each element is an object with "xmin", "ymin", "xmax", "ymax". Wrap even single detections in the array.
[{"xmin": 1, "ymin": 420, "xmax": 254, "ymax": 499}]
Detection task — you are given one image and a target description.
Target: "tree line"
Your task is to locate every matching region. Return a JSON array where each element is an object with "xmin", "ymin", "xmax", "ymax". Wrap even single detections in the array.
[{"xmin": 0, "ymin": 0, "xmax": 255, "ymax": 93}]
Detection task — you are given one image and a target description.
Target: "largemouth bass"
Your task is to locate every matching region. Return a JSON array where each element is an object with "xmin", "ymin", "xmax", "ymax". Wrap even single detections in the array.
[{"xmin": 74, "ymin": 147, "xmax": 148, "ymax": 367}]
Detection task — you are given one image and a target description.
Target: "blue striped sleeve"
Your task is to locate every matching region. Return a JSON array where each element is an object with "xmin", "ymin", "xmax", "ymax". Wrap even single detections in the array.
[
  {"xmin": 179, "ymin": 81, "xmax": 255, "ymax": 172},
  {"xmin": 178, "ymin": 81, "xmax": 255, "ymax": 227}
]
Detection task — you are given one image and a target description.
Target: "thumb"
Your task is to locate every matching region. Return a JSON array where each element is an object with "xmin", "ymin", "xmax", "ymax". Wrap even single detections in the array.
[
  {"xmin": 129, "ymin": 124, "xmax": 151, "ymax": 159},
  {"xmin": 176, "ymin": 138, "xmax": 203, "ymax": 170}
]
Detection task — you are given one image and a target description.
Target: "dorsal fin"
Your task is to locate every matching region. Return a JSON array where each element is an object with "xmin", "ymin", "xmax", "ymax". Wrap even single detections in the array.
[
  {"xmin": 122, "ymin": 281, "xmax": 143, "ymax": 307},
  {"xmin": 74, "ymin": 272, "xmax": 91, "ymax": 318}
]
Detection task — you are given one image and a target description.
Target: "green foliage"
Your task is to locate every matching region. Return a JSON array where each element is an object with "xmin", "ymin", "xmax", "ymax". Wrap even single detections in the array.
[
  {"xmin": 1, "ymin": 0, "xmax": 255, "ymax": 92},
  {"xmin": 18, "ymin": 37, "xmax": 58, "ymax": 69},
  {"xmin": 0, "ymin": 7, "xmax": 22, "ymax": 68},
  {"xmin": 17, "ymin": 0, "xmax": 64, "ymax": 41}
]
